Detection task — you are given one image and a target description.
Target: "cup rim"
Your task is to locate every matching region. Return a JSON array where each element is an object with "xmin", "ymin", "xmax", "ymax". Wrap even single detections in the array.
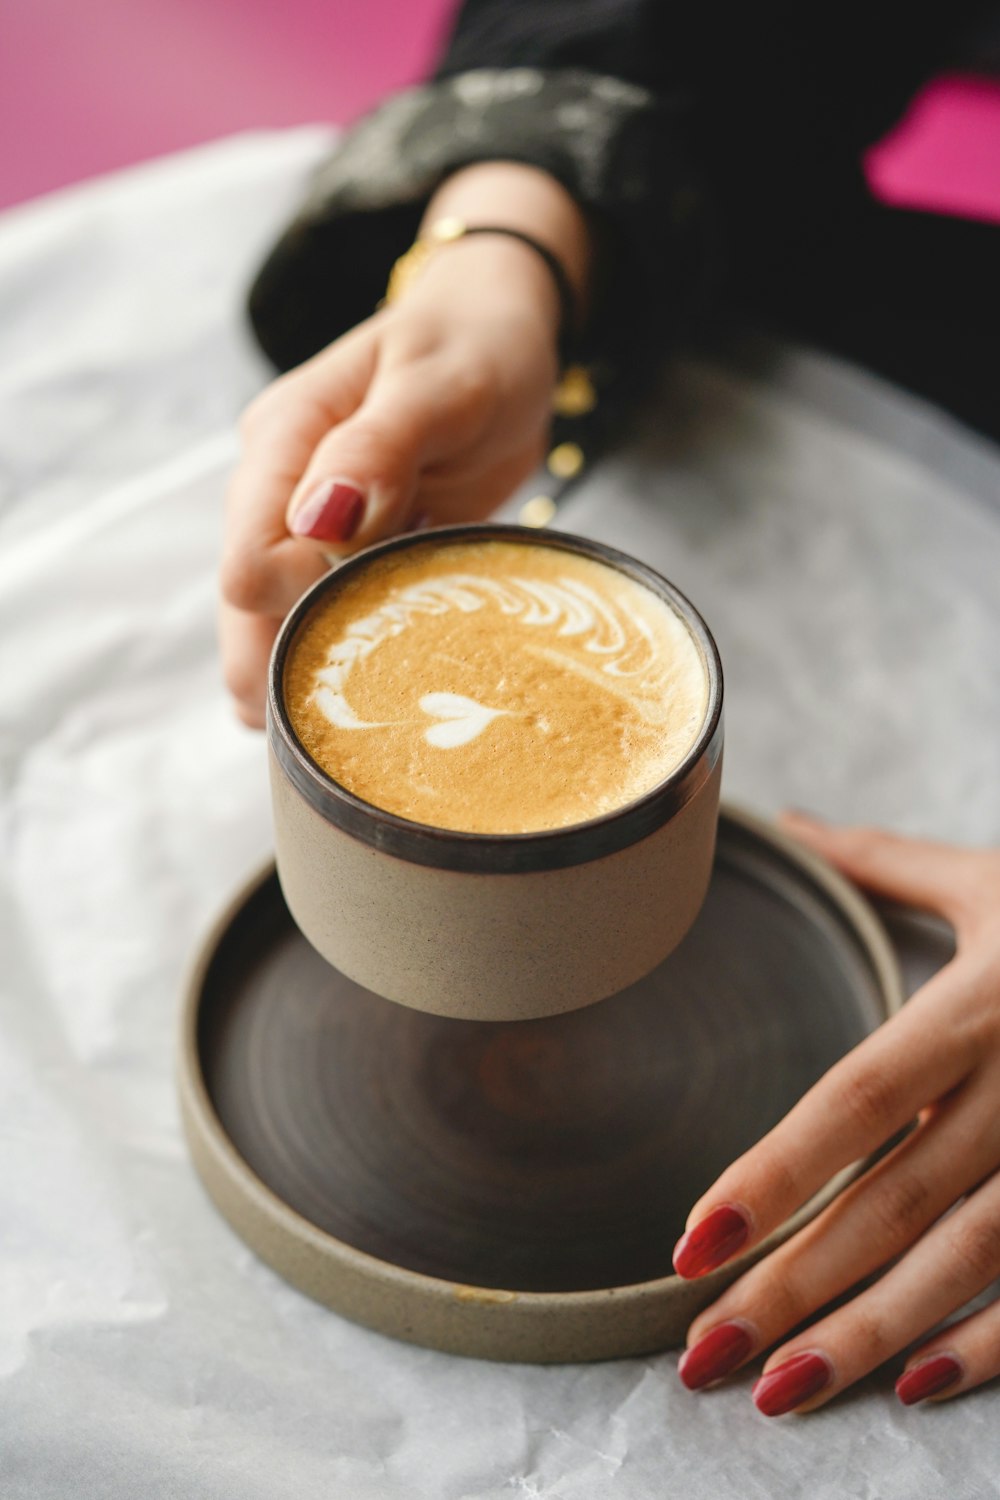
[{"xmin": 267, "ymin": 523, "xmax": 724, "ymax": 873}]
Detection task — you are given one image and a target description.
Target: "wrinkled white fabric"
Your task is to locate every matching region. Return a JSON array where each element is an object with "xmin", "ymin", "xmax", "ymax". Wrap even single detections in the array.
[{"xmin": 1, "ymin": 130, "xmax": 998, "ymax": 1499}]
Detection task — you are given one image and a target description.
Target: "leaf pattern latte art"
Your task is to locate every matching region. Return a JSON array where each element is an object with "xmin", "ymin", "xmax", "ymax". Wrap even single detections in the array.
[{"xmin": 309, "ymin": 572, "xmax": 677, "ymax": 745}]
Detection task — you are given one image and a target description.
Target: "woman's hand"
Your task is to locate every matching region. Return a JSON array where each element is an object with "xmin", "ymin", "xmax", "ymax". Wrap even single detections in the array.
[
  {"xmin": 219, "ymin": 162, "xmax": 593, "ymax": 727},
  {"xmin": 675, "ymin": 813, "xmax": 1000, "ymax": 1413}
]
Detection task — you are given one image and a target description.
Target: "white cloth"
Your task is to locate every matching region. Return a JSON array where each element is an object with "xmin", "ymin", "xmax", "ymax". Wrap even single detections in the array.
[{"xmin": 1, "ymin": 130, "xmax": 998, "ymax": 1500}]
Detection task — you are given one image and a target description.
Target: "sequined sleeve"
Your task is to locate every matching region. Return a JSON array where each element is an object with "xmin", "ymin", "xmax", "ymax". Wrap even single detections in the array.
[{"xmin": 247, "ymin": 63, "xmax": 708, "ymax": 389}]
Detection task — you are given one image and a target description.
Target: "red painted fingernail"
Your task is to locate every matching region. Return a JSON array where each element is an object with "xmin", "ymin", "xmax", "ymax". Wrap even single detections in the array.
[
  {"xmin": 752, "ymin": 1352, "xmax": 832, "ymax": 1416},
  {"xmin": 679, "ymin": 1321, "xmax": 755, "ymax": 1391},
  {"xmin": 895, "ymin": 1354, "xmax": 962, "ymax": 1406},
  {"xmin": 673, "ymin": 1204, "xmax": 751, "ymax": 1278},
  {"xmin": 290, "ymin": 480, "xmax": 365, "ymax": 542}
]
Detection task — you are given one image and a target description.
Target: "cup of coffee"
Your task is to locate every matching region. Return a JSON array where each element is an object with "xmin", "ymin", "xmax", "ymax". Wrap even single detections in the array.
[{"xmin": 268, "ymin": 525, "xmax": 723, "ymax": 1020}]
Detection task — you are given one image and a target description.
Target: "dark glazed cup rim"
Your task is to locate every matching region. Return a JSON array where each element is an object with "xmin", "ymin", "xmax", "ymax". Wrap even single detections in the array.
[{"xmin": 268, "ymin": 524, "xmax": 724, "ymax": 874}]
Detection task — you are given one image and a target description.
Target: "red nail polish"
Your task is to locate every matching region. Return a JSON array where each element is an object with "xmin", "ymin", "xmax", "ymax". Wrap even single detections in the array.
[
  {"xmin": 752, "ymin": 1352, "xmax": 832, "ymax": 1416},
  {"xmin": 290, "ymin": 481, "xmax": 365, "ymax": 542},
  {"xmin": 895, "ymin": 1355, "xmax": 962, "ymax": 1406},
  {"xmin": 673, "ymin": 1204, "xmax": 751, "ymax": 1278},
  {"xmin": 679, "ymin": 1321, "xmax": 755, "ymax": 1391}
]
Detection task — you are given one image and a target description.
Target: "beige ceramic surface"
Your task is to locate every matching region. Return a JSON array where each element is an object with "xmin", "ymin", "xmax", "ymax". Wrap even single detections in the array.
[
  {"xmin": 178, "ymin": 806, "xmax": 904, "ymax": 1364},
  {"xmin": 270, "ymin": 750, "xmax": 722, "ymax": 1022},
  {"xmin": 267, "ymin": 524, "xmax": 724, "ymax": 1023}
]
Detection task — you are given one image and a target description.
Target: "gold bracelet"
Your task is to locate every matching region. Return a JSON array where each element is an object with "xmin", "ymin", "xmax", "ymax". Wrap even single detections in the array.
[{"xmin": 383, "ymin": 217, "xmax": 466, "ymax": 306}]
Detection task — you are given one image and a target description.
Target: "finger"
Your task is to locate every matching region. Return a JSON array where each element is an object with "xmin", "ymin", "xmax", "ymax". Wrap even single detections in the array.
[
  {"xmin": 221, "ymin": 334, "xmax": 376, "ymax": 619},
  {"xmin": 896, "ymin": 1297, "xmax": 1000, "ymax": 1405},
  {"xmin": 673, "ymin": 965, "xmax": 978, "ymax": 1278},
  {"xmin": 749, "ymin": 1164, "xmax": 1000, "ymax": 1414},
  {"xmin": 681, "ymin": 1079, "xmax": 998, "ymax": 1385},
  {"xmin": 221, "ymin": 437, "xmax": 541, "ymax": 727},
  {"xmin": 780, "ymin": 812, "xmax": 998, "ymax": 931},
  {"xmin": 218, "ymin": 601, "xmax": 283, "ymax": 729},
  {"xmin": 285, "ymin": 353, "xmax": 501, "ymax": 554},
  {"xmin": 409, "ymin": 440, "xmax": 550, "ymax": 527}
]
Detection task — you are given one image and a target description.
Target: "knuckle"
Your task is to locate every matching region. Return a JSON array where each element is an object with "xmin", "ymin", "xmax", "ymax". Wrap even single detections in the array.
[
  {"xmin": 868, "ymin": 1170, "xmax": 932, "ymax": 1244},
  {"xmin": 765, "ymin": 1268, "xmax": 813, "ymax": 1333},
  {"xmin": 235, "ymin": 704, "xmax": 265, "ymax": 730},
  {"xmin": 838, "ymin": 1065, "xmax": 898, "ymax": 1139},
  {"xmin": 220, "ymin": 654, "xmax": 263, "ymax": 722},
  {"xmin": 737, "ymin": 1148, "xmax": 805, "ymax": 1231},
  {"xmin": 337, "ymin": 414, "xmax": 414, "ymax": 476},
  {"xmin": 228, "ymin": 686, "xmax": 265, "ymax": 730},
  {"xmin": 963, "ymin": 858, "xmax": 1000, "ymax": 929},
  {"xmin": 758, "ymin": 1151, "xmax": 805, "ymax": 1211},
  {"xmin": 384, "ymin": 351, "xmax": 496, "ymax": 438},
  {"xmin": 442, "ymin": 355, "xmax": 495, "ymax": 416},
  {"xmin": 219, "ymin": 549, "xmax": 273, "ymax": 615},
  {"xmin": 735, "ymin": 1237, "xmax": 814, "ymax": 1334},
  {"xmin": 948, "ymin": 1218, "xmax": 1000, "ymax": 1292},
  {"xmin": 238, "ymin": 386, "xmax": 279, "ymax": 439},
  {"xmin": 848, "ymin": 1304, "xmax": 893, "ymax": 1363},
  {"xmin": 238, "ymin": 370, "xmax": 306, "ymax": 440},
  {"xmin": 237, "ymin": 398, "xmax": 264, "ymax": 440}
]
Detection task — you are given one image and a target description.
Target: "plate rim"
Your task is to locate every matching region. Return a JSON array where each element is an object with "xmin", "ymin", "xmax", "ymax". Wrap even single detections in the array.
[{"xmin": 176, "ymin": 803, "xmax": 904, "ymax": 1358}]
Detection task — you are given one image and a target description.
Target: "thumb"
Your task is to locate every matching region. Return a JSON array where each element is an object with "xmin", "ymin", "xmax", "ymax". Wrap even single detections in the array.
[
  {"xmin": 284, "ymin": 368, "xmax": 446, "ymax": 555},
  {"xmin": 780, "ymin": 810, "xmax": 994, "ymax": 930}
]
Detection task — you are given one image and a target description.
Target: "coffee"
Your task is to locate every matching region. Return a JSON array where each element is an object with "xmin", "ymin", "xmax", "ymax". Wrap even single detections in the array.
[
  {"xmin": 284, "ymin": 537, "xmax": 708, "ymax": 834},
  {"xmin": 270, "ymin": 526, "xmax": 723, "ymax": 1018}
]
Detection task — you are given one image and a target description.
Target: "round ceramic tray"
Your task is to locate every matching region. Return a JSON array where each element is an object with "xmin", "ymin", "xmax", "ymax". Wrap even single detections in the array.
[{"xmin": 178, "ymin": 806, "xmax": 904, "ymax": 1363}]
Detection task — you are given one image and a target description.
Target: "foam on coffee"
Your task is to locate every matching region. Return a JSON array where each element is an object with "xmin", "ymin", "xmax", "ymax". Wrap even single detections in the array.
[{"xmin": 284, "ymin": 538, "xmax": 708, "ymax": 833}]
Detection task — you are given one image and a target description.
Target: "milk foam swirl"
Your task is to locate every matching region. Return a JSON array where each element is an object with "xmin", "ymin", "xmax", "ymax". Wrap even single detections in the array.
[
  {"xmin": 285, "ymin": 539, "xmax": 711, "ymax": 833},
  {"xmin": 309, "ymin": 572, "xmax": 675, "ymax": 743}
]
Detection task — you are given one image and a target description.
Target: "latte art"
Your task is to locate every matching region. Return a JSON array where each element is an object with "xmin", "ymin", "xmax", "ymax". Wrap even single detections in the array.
[
  {"xmin": 284, "ymin": 539, "xmax": 709, "ymax": 833},
  {"xmin": 312, "ymin": 571, "xmax": 676, "ymax": 736},
  {"xmin": 417, "ymin": 692, "xmax": 509, "ymax": 749}
]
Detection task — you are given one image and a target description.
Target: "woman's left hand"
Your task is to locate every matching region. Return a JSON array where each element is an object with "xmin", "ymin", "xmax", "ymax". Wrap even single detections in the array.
[{"xmin": 674, "ymin": 813, "xmax": 1000, "ymax": 1414}]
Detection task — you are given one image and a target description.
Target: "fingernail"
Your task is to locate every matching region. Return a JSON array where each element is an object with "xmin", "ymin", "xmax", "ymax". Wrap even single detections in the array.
[
  {"xmin": 784, "ymin": 808, "xmax": 826, "ymax": 826},
  {"xmin": 290, "ymin": 480, "xmax": 365, "ymax": 542},
  {"xmin": 679, "ymin": 1321, "xmax": 756, "ymax": 1391},
  {"xmin": 895, "ymin": 1354, "xmax": 963, "ymax": 1406},
  {"xmin": 673, "ymin": 1204, "xmax": 751, "ymax": 1278},
  {"xmin": 752, "ymin": 1352, "xmax": 832, "ymax": 1416}
]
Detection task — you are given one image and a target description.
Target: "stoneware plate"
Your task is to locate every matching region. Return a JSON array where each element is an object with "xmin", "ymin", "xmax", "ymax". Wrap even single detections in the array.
[{"xmin": 178, "ymin": 806, "xmax": 904, "ymax": 1363}]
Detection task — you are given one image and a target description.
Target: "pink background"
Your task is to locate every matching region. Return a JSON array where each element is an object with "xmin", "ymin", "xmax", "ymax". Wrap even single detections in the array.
[{"xmin": 2, "ymin": 0, "xmax": 998, "ymax": 220}]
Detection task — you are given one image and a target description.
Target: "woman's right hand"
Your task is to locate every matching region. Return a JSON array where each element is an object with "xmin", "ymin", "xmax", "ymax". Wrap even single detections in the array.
[
  {"xmin": 676, "ymin": 816, "xmax": 1000, "ymax": 1414},
  {"xmin": 219, "ymin": 163, "xmax": 594, "ymax": 727}
]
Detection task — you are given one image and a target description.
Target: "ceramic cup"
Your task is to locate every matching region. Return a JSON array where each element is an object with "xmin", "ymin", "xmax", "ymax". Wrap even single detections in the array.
[{"xmin": 267, "ymin": 524, "xmax": 724, "ymax": 1021}]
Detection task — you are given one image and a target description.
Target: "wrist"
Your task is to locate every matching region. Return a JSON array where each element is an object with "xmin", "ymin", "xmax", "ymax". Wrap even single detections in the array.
[
  {"xmin": 407, "ymin": 230, "xmax": 564, "ymax": 347},
  {"xmin": 420, "ymin": 161, "xmax": 595, "ymax": 323}
]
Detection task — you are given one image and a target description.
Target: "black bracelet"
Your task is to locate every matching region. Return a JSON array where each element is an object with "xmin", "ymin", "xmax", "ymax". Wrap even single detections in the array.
[
  {"xmin": 384, "ymin": 217, "xmax": 581, "ymax": 360},
  {"xmin": 458, "ymin": 225, "xmax": 579, "ymax": 355}
]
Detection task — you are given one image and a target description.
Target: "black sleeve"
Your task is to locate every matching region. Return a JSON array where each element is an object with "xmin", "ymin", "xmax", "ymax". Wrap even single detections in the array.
[
  {"xmin": 248, "ymin": 0, "xmax": 711, "ymax": 380},
  {"xmin": 248, "ymin": 0, "xmax": 991, "ymax": 386}
]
